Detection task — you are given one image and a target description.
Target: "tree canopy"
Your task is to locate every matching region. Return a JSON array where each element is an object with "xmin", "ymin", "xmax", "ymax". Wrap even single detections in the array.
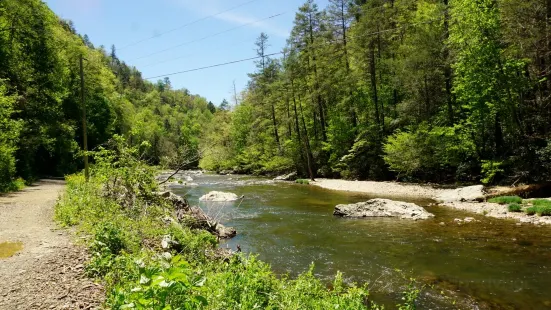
[
  {"xmin": 200, "ymin": 0, "xmax": 551, "ymax": 184},
  {"xmin": 0, "ymin": 0, "xmax": 213, "ymax": 190}
]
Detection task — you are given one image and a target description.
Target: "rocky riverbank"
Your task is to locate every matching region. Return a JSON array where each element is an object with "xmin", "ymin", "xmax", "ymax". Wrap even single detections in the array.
[
  {"xmin": 438, "ymin": 201, "xmax": 551, "ymax": 225},
  {"xmin": 311, "ymin": 178, "xmax": 551, "ymax": 225}
]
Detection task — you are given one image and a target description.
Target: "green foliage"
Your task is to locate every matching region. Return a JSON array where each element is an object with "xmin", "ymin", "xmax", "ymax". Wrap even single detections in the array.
[
  {"xmin": 531, "ymin": 199, "xmax": 551, "ymax": 207},
  {"xmin": 508, "ymin": 203, "xmax": 522, "ymax": 213},
  {"xmin": 383, "ymin": 125, "xmax": 475, "ymax": 180},
  {"xmin": 538, "ymin": 207, "xmax": 551, "ymax": 216},
  {"xmin": 488, "ymin": 196, "xmax": 523, "ymax": 205},
  {"xmin": 384, "ymin": 131, "xmax": 424, "ymax": 176},
  {"xmin": 109, "ymin": 254, "xmax": 208, "ymax": 309},
  {"xmin": 0, "ymin": 0, "xmax": 211, "ymax": 182},
  {"xmin": 92, "ymin": 222, "xmax": 127, "ymax": 255},
  {"xmin": 481, "ymin": 161, "xmax": 504, "ymax": 185},
  {"xmin": 197, "ymin": 0, "xmax": 551, "ymax": 184},
  {"xmin": 528, "ymin": 200, "xmax": 551, "ymax": 216},
  {"xmin": 6, "ymin": 0, "xmax": 551, "ymax": 184},
  {"xmin": 0, "ymin": 80, "xmax": 22, "ymax": 192},
  {"xmin": 295, "ymin": 179, "xmax": 310, "ymax": 185},
  {"xmin": 398, "ymin": 278, "xmax": 421, "ymax": 310},
  {"xmin": 525, "ymin": 206, "xmax": 538, "ymax": 216}
]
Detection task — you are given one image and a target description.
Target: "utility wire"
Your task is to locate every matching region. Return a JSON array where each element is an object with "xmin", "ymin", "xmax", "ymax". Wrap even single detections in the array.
[
  {"xmin": 144, "ymin": 52, "xmax": 283, "ymax": 80},
  {"xmin": 132, "ymin": 12, "xmax": 286, "ymax": 61},
  {"xmin": 142, "ymin": 7, "xmax": 453, "ymax": 79},
  {"xmin": 140, "ymin": 2, "xmax": 395, "ymax": 67},
  {"xmin": 141, "ymin": 37, "xmax": 257, "ymax": 69},
  {"xmin": 118, "ymin": 0, "xmax": 263, "ymax": 50}
]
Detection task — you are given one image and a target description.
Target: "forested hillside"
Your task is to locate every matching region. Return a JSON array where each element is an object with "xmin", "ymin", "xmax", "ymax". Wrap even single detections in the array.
[
  {"xmin": 3, "ymin": 0, "xmax": 551, "ymax": 188},
  {"xmin": 200, "ymin": 0, "xmax": 551, "ymax": 184},
  {"xmin": 0, "ymin": 0, "xmax": 213, "ymax": 191}
]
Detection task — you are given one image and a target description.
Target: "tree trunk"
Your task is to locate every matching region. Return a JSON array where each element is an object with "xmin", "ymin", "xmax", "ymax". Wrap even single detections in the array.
[
  {"xmin": 443, "ymin": 0, "xmax": 455, "ymax": 125},
  {"xmin": 369, "ymin": 40, "xmax": 380, "ymax": 128}
]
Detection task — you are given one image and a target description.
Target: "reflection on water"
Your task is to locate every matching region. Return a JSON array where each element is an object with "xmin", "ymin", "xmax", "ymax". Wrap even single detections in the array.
[{"xmin": 171, "ymin": 173, "xmax": 551, "ymax": 309}]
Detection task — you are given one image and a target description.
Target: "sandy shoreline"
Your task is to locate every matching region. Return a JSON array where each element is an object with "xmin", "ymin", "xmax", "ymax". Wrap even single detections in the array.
[{"xmin": 310, "ymin": 178, "xmax": 446, "ymax": 199}]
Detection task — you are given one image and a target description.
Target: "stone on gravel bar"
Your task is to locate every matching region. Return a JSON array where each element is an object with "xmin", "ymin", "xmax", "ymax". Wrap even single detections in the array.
[{"xmin": 333, "ymin": 198, "xmax": 434, "ymax": 221}]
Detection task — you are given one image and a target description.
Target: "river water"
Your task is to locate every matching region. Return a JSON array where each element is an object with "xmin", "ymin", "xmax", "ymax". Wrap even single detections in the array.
[{"xmin": 170, "ymin": 173, "xmax": 551, "ymax": 309}]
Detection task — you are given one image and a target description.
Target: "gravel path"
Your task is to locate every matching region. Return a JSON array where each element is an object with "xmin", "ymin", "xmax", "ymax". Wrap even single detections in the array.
[{"xmin": 0, "ymin": 180, "xmax": 103, "ymax": 309}]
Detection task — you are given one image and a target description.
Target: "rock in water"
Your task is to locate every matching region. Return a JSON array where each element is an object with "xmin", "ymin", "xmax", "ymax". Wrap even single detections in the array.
[
  {"xmin": 199, "ymin": 191, "xmax": 239, "ymax": 202},
  {"xmin": 274, "ymin": 172, "xmax": 298, "ymax": 181},
  {"xmin": 333, "ymin": 198, "xmax": 434, "ymax": 221},
  {"xmin": 216, "ymin": 224, "xmax": 237, "ymax": 239},
  {"xmin": 156, "ymin": 191, "xmax": 190, "ymax": 211}
]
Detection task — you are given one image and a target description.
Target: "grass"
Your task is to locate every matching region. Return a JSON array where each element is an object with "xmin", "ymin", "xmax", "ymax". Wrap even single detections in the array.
[
  {"xmin": 532, "ymin": 199, "xmax": 551, "ymax": 207},
  {"xmin": 524, "ymin": 199, "xmax": 551, "ymax": 216},
  {"xmin": 508, "ymin": 203, "xmax": 522, "ymax": 212},
  {"xmin": 526, "ymin": 206, "xmax": 538, "ymax": 216},
  {"xmin": 488, "ymin": 196, "xmax": 522, "ymax": 205},
  {"xmin": 295, "ymin": 179, "xmax": 310, "ymax": 185}
]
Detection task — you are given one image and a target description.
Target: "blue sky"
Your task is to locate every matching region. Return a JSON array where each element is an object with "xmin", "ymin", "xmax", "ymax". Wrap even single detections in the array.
[{"xmin": 44, "ymin": 0, "xmax": 329, "ymax": 106}]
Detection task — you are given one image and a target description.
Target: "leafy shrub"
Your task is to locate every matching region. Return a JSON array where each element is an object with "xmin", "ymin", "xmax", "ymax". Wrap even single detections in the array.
[
  {"xmin": 481, "ymin": 160, "xmax": 504, "ymax": 184},
  {"xmin": 526, "ymin": 207, "xmax": 538, "ymax": 216},
  {"xmin": 488, "ymin": 196, "xmax": 522, "ymax": 205},
  {"xmin": 0, "ymin": 81, "xmax": 22, "ymax": 193},
  {"xmin": 539, "ymin": 206, "xmax": 551, "ymax": 216},
  {"xmin": 108, "ymin": 254, "xmax": 207, "ymax": 309},
  {"xmin": 383, "ymin": 124, "xmax": 475, "ymax": 180},
  {"xmin": 295, "ymin": 179, "xmax": 310, "ymax": 185},
  {"xmin": 508, "ymin": 203, "xmax": 522, "ymax": 212},
  {"xmin": 525, "ymin": 200, "xmax": 551, "ymax": 216},
  {"xmin": 261, "ymin": 155, "xmax": 294, "ymax": 174},
  {"xmin": 92, "ymin": 222, "xmax": 126, "ymax": 255}
]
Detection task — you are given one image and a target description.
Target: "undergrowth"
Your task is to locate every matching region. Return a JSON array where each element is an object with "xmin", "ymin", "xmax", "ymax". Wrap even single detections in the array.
[
  {"xmin": 508, "ymin": 203, "xmax": 522, "ymax": 212},
  {"xmin": 488, "ymin": 196, "xmax": 522, "ymax": 205},
  {"xmin": 525, "ymin": 200, "xmax": 551, "ymax": 216},
  {"xmin": 55, "ymin": 136, "xmax": 420, "ymax": 309},
  {"xmin": 0, "ymin": 177, "xmax": 25, "ymax": 193}
]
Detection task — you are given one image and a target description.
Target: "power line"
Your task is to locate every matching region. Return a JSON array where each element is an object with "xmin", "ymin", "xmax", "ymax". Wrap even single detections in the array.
[
  {"xmin": 141, "ymin": 3, "xmax": 396, "ymax": 68},
  {"xmin": 144, "ymin": 52, "xmax": 283, "ymax": 80},
  {"xmin": 141, "ymin": 37, "xmax": 257, "ymax": 69},
  {"xmin": 142, "ymin": 7, "xmax": 452, "ymax": 80},
  {"xmin": 132, "ymin": 12, "xmax": 286, "ymax": 61},
  {"xmin": 118, "ymin": 0, "xmax": 263, "ymax": 50}
]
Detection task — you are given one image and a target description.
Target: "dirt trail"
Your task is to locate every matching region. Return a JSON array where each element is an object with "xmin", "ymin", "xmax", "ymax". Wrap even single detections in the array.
[{"xmin": 0, "ymin": 180, "xmax": 103, "ymax": 309}]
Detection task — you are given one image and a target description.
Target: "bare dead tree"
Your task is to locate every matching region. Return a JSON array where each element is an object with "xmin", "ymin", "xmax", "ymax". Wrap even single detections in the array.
[{"xmin": 158, "ymin": 145, "xmax": 203, "ymax": 185}]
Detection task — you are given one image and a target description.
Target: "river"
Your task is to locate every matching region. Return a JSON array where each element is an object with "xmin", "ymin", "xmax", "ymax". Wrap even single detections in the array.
[{"xmin": 170, "ymin": 173, "xmax": 551, "ymax": 309}]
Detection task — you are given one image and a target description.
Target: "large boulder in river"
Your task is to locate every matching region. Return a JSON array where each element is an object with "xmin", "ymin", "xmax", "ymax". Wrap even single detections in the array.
[
  {"xmin": 436, "ymin": 185, "xmax": 485, "ymax": 203},
  {"xmin": 334, "ymin": 199, "xmax": 434, "ymax": 221},
  {"xmin": 199, "ymin": 191, "xmax": 240, "ymax": 202}
]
